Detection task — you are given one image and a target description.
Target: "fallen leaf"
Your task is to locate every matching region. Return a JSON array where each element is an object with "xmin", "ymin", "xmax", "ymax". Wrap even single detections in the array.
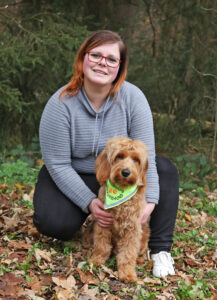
[
  {"xmin": 52, "ymin": 275, "xmax": 77, "ymax": 290},
  {"xmin": 28, "ymin": 276, "xmax": 44, "ymax": 294},
  {"xmin": 79, "ymin": 284, "xmax": 98, "ymax": 300},
  {"xmin": 15, "ymin": 183, "xmax": 25, "ymax": 190},
  {"xmin": 23, "ymin": 193, "xmax": 31, "ymax": 202},
  {"xmin": 57, "ymin": 288, "xmax": 76, "ymax": 300},
  {"xmin": 0, "ymin": 273, "xmax": 25, "ymax": 297},
  {"xmin": 139, "ymin": 277, "xmax": 161, "ymax": 284},
  {"xmin": 184, "ymin": 258, "xmax": 197, "ymax": 266},
  {"xmin": 35, "ymin": 248, "xmax": 52, "ymax": 262},
  {"xmin": 77, "ymin": 261, "xmax": 87, "ymax": 269},
  {"xmin": 76, "ymin": 268, "xmax": 99, "ymax": 285},
  {"xmin": 107, "ymin": 296, "xmax": 122, "ymax": 300},
  {"xmin": 0, "ymin": 183, "xmax": 8, "ymax": 190},
  {"xmin": 156, "ymin": 292, "xmax": 176, "ymax": 299},
  {"xmin": 184, "ymin": 213, "xmax": 192, "ymax": 222},
  {"xmin": 39, "ymin": 274, "xmax": 53, "ymax": 286},
  {"xmin": 98, "ymin": 269, "xmax": 106, "ymax": 281},
  {"xmin": 24, "ymin": 289, "xmax": 45, "ymax": 299},
  {"xmin": 8, "ymin": 240, "xmax": 32, "ymax": 250},
  {"xmin": 1, "ymin": 257, "xmax": 18, "ymax": 265},
  {"xmin": 2, "ymin": 212, "xmax": 20, "ymax": 231},
  {"xmin": 191, "ymin": 212, "xmax": 207, "ymax": 226},
  {"xmin": 29, "ymin": 296, "xmax": 46, "ymax": 300},
  {"xmin": 100, "ymin": 265, "xmax": 118, "ymax": 279},
  {"xmin": 28, "ymin": 227, "xmax": 41, "ymax": 238}
]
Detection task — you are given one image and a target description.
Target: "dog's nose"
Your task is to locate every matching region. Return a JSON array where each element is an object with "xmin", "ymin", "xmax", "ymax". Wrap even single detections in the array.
[{"xmin": 121, "ymin": 169, "xmax": 130, "ymax": 177}]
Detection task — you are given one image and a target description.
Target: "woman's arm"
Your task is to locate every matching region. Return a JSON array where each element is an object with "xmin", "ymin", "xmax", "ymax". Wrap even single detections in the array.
[
  {"xmin": 127, "ymin": 84, "xmax": 159, "ymax": 205},
  {"xmin": 39, "ymin": 91, "xmax": 96, "ymax": 214}
]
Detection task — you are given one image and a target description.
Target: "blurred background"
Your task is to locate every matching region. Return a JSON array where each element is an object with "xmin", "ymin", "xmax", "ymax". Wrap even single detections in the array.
[{"xmin": 0, "ymin": 0, "xmax": 216, "ymax": 171}]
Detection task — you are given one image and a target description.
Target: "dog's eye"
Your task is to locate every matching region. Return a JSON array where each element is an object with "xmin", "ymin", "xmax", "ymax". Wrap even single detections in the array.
[
  {"xmin": 133, "ymin": 157, "xmax": 140, "ymax": 163},
  {"xmin": 116, "ymin": 154, "xmax": 124, "ymax": 160}
]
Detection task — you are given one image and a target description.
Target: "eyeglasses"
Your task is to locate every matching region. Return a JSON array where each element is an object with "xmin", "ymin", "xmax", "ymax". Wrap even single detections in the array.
[{"xmin": 87, "ymin": 52, "xmax": 122, "ymax": 68}]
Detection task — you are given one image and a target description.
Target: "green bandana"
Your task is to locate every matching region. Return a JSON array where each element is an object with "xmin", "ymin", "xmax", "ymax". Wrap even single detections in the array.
[{"xmin": 104, "ymin": 180, "xmax": 138, "ymax": 210}]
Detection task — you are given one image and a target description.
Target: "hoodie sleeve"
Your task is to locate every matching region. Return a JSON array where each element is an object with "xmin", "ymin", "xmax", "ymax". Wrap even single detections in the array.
[
  {"xmin": 127, "ymin": 84, "xmax": 159, "ymax": 204},
  {"xmin": 39, "ymin": 91, "xmax": 96, "ymax": 213}
]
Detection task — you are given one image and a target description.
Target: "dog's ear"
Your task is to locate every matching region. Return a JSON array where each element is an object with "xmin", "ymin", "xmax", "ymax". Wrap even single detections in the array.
[
  {"xmin": 142, "ymin": 159, "xmax": 149, "ymax": 186},
  {"xmin": 139, "ymin": 158, "xmax": 149, "ymax": 186},
  {"xmin": 95, "ymin": 149, "xmax": 111, "ymax": 185}
]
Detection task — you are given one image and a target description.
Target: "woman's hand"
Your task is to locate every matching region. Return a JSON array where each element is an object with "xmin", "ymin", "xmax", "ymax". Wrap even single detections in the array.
[
  {"xmin": 89, "ymin": 198, "xmax": 113, "ymax": 228},
  {"xmin": 140, "ymin": 202, "xmax": 156, "ymax": 224}
]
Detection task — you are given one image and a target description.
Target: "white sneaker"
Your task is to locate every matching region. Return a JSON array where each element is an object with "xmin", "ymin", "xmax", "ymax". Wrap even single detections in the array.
[{"xmin": 151, "ymin": 251, "xmax": 175, "ymax": 277}]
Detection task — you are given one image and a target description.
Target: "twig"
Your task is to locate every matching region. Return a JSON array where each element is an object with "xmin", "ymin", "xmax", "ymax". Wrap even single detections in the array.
[
  {"xmin": 200, "ymin": 6, "xmax": 217, "ymax": 13},
  {"xmin": 192, "ymin": 66, "xmax": 217, "ymax": 80},
  {"xmin": 204, "ymin": 95, "xmax": 216, "ymax": 102}
]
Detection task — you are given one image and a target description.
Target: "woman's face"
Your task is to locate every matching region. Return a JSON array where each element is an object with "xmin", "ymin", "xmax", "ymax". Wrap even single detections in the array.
[{"xmin": 83, "ymin": 43, "xmax": 120, "ymax": 89}]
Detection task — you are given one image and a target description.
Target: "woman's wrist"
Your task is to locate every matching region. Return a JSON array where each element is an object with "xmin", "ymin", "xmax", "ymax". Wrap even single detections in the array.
[{"xmin": 88, "ymin": 198, "xmax": 97, "ymax": 213}]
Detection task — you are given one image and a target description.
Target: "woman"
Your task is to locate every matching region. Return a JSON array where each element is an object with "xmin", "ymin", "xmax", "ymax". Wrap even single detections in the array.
[{"xmin": 33, "ymin": 30, "xmax": 179, "ymax": 278}]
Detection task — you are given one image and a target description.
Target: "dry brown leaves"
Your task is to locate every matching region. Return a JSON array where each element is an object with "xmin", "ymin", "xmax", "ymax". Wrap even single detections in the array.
[{"xmin": 0, "ymin": 187, "xmax": 216, "ymax": 299}]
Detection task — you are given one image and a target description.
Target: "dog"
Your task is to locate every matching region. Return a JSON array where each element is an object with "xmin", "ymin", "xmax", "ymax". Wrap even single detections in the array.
[{"xmin": 88, "ymin": 137, "xmax": 150, "ymax": 283}]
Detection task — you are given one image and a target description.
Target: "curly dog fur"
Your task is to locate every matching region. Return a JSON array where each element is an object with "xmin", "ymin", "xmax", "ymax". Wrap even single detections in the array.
[{"xmin": 89, "ymin": 137, "xmax": 150, "ymax": 283}]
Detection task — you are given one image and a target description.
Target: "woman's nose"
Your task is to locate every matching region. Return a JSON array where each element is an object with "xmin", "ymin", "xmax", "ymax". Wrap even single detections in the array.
[{"xmin": 99, "ymin": 57, "xmax": 107, "ymax": 66}]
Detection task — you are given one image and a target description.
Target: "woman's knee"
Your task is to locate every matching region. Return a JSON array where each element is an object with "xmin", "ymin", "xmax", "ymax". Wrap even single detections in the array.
[
  {"xmin": 33, "ymin": 188, "xmax": 87, "ymax": 240},
  {"xmin": 156, "ymin": 156, "xmax": 178, "ymax": 178},
  {"xmin": 33, "ymin": 211, "xmax": 84, "ymax": 240}
]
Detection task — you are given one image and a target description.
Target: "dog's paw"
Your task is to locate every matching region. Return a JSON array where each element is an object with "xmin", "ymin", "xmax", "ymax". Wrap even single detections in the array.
[{"xmin": 118, "ymin": 271, "xmax": 137, "ymax": 283}]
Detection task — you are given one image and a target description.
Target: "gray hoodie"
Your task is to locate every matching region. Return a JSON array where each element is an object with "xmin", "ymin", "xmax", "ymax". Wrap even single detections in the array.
[{"xmin": 39, "ymin": 81, "xmax": 159, "ymax": 213}]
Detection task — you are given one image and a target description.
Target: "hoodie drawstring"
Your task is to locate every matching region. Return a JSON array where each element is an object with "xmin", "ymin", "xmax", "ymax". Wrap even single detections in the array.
[
  {"xmin": 92, "ymin": 113, "xmax": 99, "ymax": 155},
  {"xmin": 94, "ymin": 97, "xmax": 110, "ymax": 157}
]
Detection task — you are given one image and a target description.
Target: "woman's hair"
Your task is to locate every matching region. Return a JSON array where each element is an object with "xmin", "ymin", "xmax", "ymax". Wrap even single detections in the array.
[{"xmin": 60, "ymin": 30, "xmax": 127, "ymax": 99}]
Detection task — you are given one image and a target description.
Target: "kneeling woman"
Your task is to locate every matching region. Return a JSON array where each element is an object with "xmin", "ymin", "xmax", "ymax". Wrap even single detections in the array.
[{"xmin": 33, "ymin": 30, "xmax": 179, "ymax": 278}]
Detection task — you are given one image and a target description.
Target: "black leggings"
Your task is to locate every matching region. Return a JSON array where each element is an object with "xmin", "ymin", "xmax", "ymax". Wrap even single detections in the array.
[{"xmin": 33, "ymin": 157, "xmax": 179, "ymax": 254}]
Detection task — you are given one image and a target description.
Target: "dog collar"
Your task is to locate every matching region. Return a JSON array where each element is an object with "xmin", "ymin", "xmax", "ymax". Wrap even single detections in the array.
[{"xmin": 104, "ymin": 179, "xmax": 138, "ymax": 210}]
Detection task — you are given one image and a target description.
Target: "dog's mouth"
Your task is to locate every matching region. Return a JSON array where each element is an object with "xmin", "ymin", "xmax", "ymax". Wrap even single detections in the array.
[{"xmin": 112, "ymin": 174, "xmax": 137, "ymax": 187}]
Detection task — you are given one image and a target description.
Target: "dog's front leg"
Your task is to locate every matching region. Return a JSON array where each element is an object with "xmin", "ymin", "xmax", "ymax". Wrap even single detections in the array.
[
  {"xmin": 89, "ymin": 223, "xmax": 112, "ymax": 266},
  {"xmin": 116, "ymin": 227, "xmax": 141, "ymax": 283},
  {"xmin": 138, "ymin": 222, "xmax": 150, "ymax": 261}
]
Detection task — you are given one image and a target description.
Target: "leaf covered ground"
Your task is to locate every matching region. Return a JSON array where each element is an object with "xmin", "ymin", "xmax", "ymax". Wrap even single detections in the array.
[{"xmin": 0, "ymin": 161, "xmax": 217, "ymax": 300}]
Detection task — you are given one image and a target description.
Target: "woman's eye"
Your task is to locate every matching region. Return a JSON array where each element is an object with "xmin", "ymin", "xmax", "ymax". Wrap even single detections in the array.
[
  {"xmin": 108, "ymin": 57, "xmax": 117, "ymax": 63},
  {"xmin": 90, "ymin": 53, "xmax": 100, "ymax": 58},
  {"xmin": 133, "ymin": 157, "xmax": 140, "ymax": 163},
  {"xmin": 116, "ymin": 154, "xmax": 124, "ymax": 159}
]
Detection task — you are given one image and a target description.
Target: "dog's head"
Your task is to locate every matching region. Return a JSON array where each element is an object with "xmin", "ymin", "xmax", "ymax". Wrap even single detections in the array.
[{"xmin": 95, "ymin": 137, "xmax": 149, "ymax": 188}]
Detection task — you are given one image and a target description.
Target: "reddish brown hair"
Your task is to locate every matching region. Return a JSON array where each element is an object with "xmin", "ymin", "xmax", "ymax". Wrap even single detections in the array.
[{"xmin": 59, "ymin": 30, "xmax": 127, "ymax": 99}]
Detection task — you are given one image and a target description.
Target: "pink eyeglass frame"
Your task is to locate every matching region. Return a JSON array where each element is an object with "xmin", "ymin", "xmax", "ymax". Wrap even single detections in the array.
[{"xmin": 86, "ymin": 51, "xmax": 122, "ymax": 67}]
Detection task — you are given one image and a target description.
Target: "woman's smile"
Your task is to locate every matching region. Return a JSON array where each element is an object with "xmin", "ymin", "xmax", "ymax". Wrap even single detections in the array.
[{"xmin": 92, "ymin": 68, "xmax": 108, "ymax": 75}]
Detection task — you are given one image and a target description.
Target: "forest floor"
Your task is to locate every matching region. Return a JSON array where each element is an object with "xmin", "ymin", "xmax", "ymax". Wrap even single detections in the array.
[{"xmin": 0, "ymin": 159, "xmax": 216, "ymax": 300}]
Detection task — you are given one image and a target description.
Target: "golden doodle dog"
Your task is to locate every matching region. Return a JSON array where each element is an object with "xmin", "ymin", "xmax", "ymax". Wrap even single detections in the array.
[{"xmin": 89, "ymin": 137, "xmax": 150, "ymax": 283}]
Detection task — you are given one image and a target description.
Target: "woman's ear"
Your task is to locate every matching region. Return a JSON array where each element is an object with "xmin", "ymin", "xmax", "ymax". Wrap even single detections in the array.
[{"xmin": 95, "ymin": 149, "xmax": 111, "ymax": 185}]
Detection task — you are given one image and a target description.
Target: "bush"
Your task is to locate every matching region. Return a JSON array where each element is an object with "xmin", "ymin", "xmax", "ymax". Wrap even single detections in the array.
[
  {"xmin": 0, "ymin": 13, "xmax": 89, "ymax": 150},
  {"xmin": 0, "ymin": 160, "xmax": 39, "ymax": 186}
]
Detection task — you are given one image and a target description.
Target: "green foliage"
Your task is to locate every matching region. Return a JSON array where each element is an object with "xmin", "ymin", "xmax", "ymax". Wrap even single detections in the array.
[
  {"xmin": 105, "ymin": 256, "xmax": 117, "ymax": 268},
  {"xmin": 16, "ymin": 243, "xmax": 39, "ymax": 276},
  {"xmin": 0, "ymin": 137, "xmax": 41, "ymax": 167},
  {"xmin": 0, "ymin": 9, "xmax": 89, "ymax": 150},
  {"xmin": 63, "ymin": 241, "xmax": 78, "ymax": 255},
  {"xmin": 175, "ymin": 153, "xmax": 217, "ymax": 191},
  {"xmin": 128, "ymin": 1, "xmax": 217, "ymax": 155},
  {"xmin": 175, "ymin": 279, "xmax": 212, "ymax": 299},
  {"xmin": 195, "ymin": 197, "xmax": 217, "ymax": 216},
  {"xmin": 0, "ymin": 159, "xmax": 39, "ymax": 186}
]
